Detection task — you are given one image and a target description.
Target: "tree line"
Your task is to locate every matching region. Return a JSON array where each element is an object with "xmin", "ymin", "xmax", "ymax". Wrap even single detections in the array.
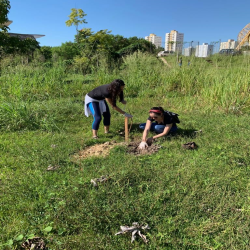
[
  {"xmin": 0, "ymin": 4, "xmax": 162, "ymax": 74},
  {"xmin": 0, "ymin": 0, "xmax": 40, "ymax": 60}
]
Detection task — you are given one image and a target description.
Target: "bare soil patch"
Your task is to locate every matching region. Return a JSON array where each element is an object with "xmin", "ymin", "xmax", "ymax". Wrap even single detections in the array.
[
  {"xmin": 73, "ymin": 140, "xmax": 161, "ymax": 160},
  {"xmin": 126, "ymin": 141, "xmax": 161, "ymax": 155},
  {"xmin": 73, "ymin": 141, "xmax": 121, "ymax": 160}
]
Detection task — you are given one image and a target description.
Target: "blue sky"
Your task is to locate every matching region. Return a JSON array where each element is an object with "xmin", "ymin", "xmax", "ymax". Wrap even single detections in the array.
[{"xmin": 7, "ymin": 0, "xmax": 250, "ymax": 48}]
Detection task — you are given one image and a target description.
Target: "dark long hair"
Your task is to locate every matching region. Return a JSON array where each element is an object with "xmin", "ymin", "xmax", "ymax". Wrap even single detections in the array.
[
  {"xmin": 107, "ymin": 79, "xmax": 125, "ymax": 106},
  {"xmin": 149, "ymin": 107, "xmax": 164, "ymax": 115}
]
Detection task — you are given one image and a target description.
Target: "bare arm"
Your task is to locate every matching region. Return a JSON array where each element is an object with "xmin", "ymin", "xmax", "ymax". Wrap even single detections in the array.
[
  {"xmin": 152, "ymin": 124, "xmax": 173, "ymax": 139},
  {"xmin": 105, "ymin": 98, "xmax": 125, "ymax": 114},
  {"xmin": 142, "ymin": 120, "xmax": 152, "ymax": 142}
]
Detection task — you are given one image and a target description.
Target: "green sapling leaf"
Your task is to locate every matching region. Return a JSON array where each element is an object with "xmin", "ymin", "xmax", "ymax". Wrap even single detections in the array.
[
  {"xmin": 15, "ymin": 234, "xmax": 24, "ymax": 241},
  {"xmin": 43, "ymin": 226, "xmax": 53, "ymax": 233},
  {"xmin": 6, "ymin": 239, "xmax": 13, "ymax": 246},
  {"xmin": 27, "ymin": 234, "xmax": 35, "ymax": 239}
]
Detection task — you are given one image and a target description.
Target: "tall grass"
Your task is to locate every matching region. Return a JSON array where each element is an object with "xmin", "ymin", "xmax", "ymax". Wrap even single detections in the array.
[
  {"xmin": 119, "ymin": 52, "xmax": 250, "ymax": 112},
  {"xmin": 0, "ymin": 62, "xmax": 69, "ymax": 101},
  {"xmin": 0, "ymin": 52, "xmax": 249, "ymax": 130}
]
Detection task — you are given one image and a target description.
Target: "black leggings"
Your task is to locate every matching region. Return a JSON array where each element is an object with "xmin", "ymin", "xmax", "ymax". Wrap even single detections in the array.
[{"xmin": 87, "ymin": 101, "xmax": 111, "ymax": 130}]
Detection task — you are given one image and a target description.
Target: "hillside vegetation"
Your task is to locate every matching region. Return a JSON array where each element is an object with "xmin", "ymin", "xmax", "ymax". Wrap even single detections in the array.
[{"xmin": 0, "ymin": 53, "xmax": 250, "ymax": 249}]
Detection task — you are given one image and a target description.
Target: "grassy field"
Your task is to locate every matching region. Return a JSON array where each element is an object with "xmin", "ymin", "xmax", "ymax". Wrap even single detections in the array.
[{"xmin": 0, "ymin": 53, "xmax": 250, "ymax": 249}]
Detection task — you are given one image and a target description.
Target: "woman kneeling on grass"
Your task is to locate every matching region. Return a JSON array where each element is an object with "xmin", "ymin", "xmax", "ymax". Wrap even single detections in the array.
[
  {"xmin": 138, "ymin": 107, "xmax": 180, "ymax": 149},
  {"xmin": 84, "ymin": 79, "xmax": 133, "ymax": 139}
]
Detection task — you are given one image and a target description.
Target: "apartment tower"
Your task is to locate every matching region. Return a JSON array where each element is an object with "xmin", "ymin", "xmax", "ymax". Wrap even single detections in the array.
[
  {"xmin": 165, "ymin": 30, "xmax": 184, "ymax": 53},
  {"xmin": 195, "ymin": 43, "xmax": 213, "ymax": 57},
  {"xmin": 145, "ymin": 33, "xmax": 162, "ymax": 48},
  {"xmin": 219, "ymin": 39, "xmax": 238, "ymax": 51}
]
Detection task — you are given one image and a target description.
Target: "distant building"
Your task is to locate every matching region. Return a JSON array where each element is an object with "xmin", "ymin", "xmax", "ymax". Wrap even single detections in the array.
[
  {"xmin": 165, "ymin": 30, "xmax": 184, "ymax": 53},
  {"xmin": 195, "ymin": 43, "xmax": 213, "ymax": 57},
  {"xmin": 1, "ymin": 20, "xmax": 45, "ymax": 41},
  {"xmin": 184, "ymin": 47, "xmax": 195, "ymax": 56},
  {"xmin": 220, "ymin": 39, "xmax": 238, "ymax": 51},
  {"xmin": 8, "ymin": 33, "xmax": 45, "ymax": 40},
  {"xmin": 145, "ymin": 33, "xmax": 162, "ymax": 48}
]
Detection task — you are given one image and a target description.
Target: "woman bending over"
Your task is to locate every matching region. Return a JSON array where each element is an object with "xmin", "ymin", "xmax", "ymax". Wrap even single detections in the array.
[{"xmin": 85, "ymin": 79, "xmax": 132, "ymax": 138}]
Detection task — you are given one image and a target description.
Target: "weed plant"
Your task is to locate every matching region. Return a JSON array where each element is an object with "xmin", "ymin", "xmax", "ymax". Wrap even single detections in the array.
[{"xmin": 0, "ymin": 52, "xmax": 250, "ymax": 249}]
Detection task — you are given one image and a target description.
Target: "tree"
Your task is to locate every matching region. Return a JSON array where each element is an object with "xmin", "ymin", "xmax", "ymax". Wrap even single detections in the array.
[
  {"xmin": 0, "ymin": 0, "xmax": 10, "ymax": 32},
  {"xmin": 52, "ymin": 42, "xmax": 80, "ymax": 60},
  {"xmin": 76, "ymin": 28, "xmax": 93, "ymax": 42},
  {"xmin": 72, "ymin": 29, "xmax": 158, "ymax": 74},
  {"xmin": 66, "ymin": 8, "xmax": 87, "ymax": 42},
  {"xmin": 74, "ymin": 29, "xmax": 114, "ymax": 73},
  {"xmin": 118, "ymin": 39, "xmax": 155, "ymax": 56},
  {"xmin": 40, "ymin": 46, "xmax": 52, "ymax": 60},
  {"xmin": 0, "ymin": 33, "xmax": 39, "ymax": 58}
]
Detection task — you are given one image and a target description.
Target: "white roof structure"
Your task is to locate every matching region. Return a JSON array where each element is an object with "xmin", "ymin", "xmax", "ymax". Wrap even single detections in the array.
[
  {"xmin": 8, "ymin": 33, "xmax": 45, "ymax": 40},
  {"xmin": 2, "ymin": 20, "xmax": 45, "ymax": 40},
  {"xmin": 3, "ymin": 20, "xmax": 13, "ymax": 26}
]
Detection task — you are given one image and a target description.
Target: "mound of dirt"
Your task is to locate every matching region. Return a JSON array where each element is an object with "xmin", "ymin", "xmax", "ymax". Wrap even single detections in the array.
[
  {"xmin": 126, "ymin": 141, "xmax": 161, "ymax": 155},
  {"xmin": 73, "ymin": 140, "xmax": 161, "ymax": 160},
  {"xmin": 21, "ymin": 237, "xmax": 46, "ymax": 249},
  {"xmin": 73, "ymin": 141, "xmax": 121, "ymax": 160}
]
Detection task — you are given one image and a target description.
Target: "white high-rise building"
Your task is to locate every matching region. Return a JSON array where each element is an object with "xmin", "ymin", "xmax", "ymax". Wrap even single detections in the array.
[
  {"xmin": 220, "ymin": 39, "xmax": 238, "ymax": 50},
  {"xmin": 145, "ymin": 34, "xmax": 162, "ymax": 48},
  {"xmin": 184, "ymin": 47, "xmax": 195, "ymax": 56},
  {"xmin": 195, "ymin": 43, "xmax": 213, "ymax": 57},
  {"xmin": 165, "ymin": 30, "xmax": 184, "ymax": 53}
]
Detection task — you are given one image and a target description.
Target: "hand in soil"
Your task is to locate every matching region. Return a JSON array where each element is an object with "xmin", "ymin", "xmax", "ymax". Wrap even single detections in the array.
[{"xmin": 138, "ymin": 141, "xmax": 148, "ymax": 149}]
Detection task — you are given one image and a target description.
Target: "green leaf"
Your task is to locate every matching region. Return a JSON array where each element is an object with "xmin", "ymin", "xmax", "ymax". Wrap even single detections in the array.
[
  {"xmin": 15, "ymin": 234, "xmax": 24, "ymax": 241},
  {"xmin": 6, "ymin": 239, "xmax": 13, "ymax": 245},
  {"xmin": 58, "ymin": 228, "xmax": 66, "ymax": 235},
  {"xmin": 43, "ymin": 226, "xmax": 53, "ymax": 233},
  {"xmin": 27, "ymin": 234, "xmax": 35, "ymax": 239}
]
